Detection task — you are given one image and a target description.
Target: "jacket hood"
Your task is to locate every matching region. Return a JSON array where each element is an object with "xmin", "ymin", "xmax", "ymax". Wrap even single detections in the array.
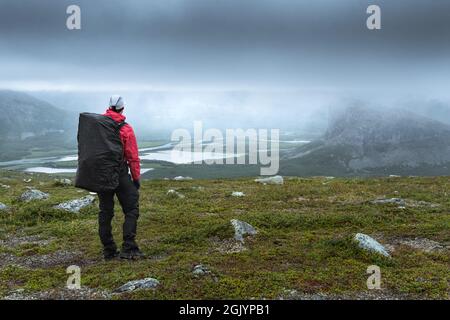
[{"xmin": 104, "ymin": 108, "xmax": 126, "ymax": 122}]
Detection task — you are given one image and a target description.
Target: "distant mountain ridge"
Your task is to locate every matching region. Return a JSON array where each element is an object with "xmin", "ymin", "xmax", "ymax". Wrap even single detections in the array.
[
  {"xmin": 0, "ymin": 90, "xmax": 73, "ymax": 140},
  {"xmin": 282, "ymin": 106, "xmax": 450, "ymax": 176},
  {"xmin": 0, "ymin": 91, "xmax": 77, "ymax": 161}
]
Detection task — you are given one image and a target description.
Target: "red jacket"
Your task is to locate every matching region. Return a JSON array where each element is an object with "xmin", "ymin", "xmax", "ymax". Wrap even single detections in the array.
[{"xmin": 103, "ymin": 109, "xmax": 141, "ymax": 181}]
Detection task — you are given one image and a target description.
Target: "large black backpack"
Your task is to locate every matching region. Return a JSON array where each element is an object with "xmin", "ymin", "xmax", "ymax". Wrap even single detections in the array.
[{"xmin": 75, "ymin": 113, "xmax": 126, "ymax": 193}]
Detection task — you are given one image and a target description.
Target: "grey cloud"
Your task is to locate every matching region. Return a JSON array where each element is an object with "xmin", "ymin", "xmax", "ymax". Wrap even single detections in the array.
[{"xmin": 0, "ymin": 0, "xmax": 449, "ymax": 91}]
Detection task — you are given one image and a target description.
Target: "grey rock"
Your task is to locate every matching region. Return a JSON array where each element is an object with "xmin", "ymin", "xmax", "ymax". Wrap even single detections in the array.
[
  {"xmin": 396, "ymin": 237, "xmax": 447, "ymax": 253},
  {"xmin": 279, "ymin": 289, "xmax": 411, "ymax": 300},
  {"xmin": 255, "ymin": 175, "xmax": 284, "ymax": 185},
  {"xmin": 54, "ymin": 195, "xmax": 95, "ymax": 213},
  {"xmin": 114, "ymin": 278, "xmax": 160, "ymax": 293},
  {"xmin": 0, "ymin": 250, "xmax": 83, "ymax": 269},
  {"xmin": 371, "ymin": 198, "xmax": 405, "ymax": 206},
  {"xmin": 167, "ymin": 189, "xmax": 185, "ymax": 199},
  {"xmin": 0, "ymin": 235, "xmax": 53, "ymax": 248},
  {"xmin": 405, "ymin": 200, "xmax": 440, "ymax": 208},
  {"xmin": 2, "ymin": 287, "xmax": 111, "ymax": 300},
  {"xmin": 0, "ymin": 184, "xmax": 10, "ymax": 189},
  {"xmin": 0, "ymin": 202, "xmax": 8, "ymax": 211},
  {"xmin": 230, "ymin": 219, "xmax": 258, "ymax": 243},
  {"xmin": 192, "ymin": 264, "xmax": 210, "ymax": 276},
  {"xmin": 354, "ymin": 233, "xmax": 390, "ymax": 257},
  {"xmin": 55, "ymin": 178, "xmax": 72, "ymax": 186},
  {"xmin": 279, "ymin": 289, "xmax": 329, "ymax": 300},
  {"xmin": 371, "ymin": 198, "xmax": 439, "ymax": 208},
  {"xmin": 231, "ymin": 191, "xmax": 245, "ymax": 197},
  {"xmin": 19, "ymin": 189, "xmax": 49, "ymax": 202},
  {"xmin": 173, "ymin": 176, "xmax": 193, "ymax": 181},
  {"xmin": 211, "ymin": 238, "xmax": 247, "ymax": 254}
]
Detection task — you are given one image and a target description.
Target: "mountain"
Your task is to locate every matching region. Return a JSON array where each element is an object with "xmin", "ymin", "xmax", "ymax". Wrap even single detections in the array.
[
  {"xmin": 0, "ymin": 91, "xmax": 77, "ymax": 161},
  {"xmin": 282, "ymin": 106, "xmax": 450, "ymax": 176},
  {"xmin": 401, "ymin": 99, "xmax": 450, "ymax": 125},
  {"xmin": 0, "ymin": 90, "xmax": 76, "ymax": 140}
]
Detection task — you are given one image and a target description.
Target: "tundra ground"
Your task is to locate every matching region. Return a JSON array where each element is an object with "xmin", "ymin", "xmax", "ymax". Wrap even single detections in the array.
[{"xmin": 0, "ymin": 171, "xmax": 448, "ymax": 300}]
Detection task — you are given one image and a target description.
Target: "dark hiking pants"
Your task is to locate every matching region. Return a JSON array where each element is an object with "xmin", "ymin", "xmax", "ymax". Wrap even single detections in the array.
[{"xmin": 97, "ymin": 166, "xmax": 139, "ymax": 253}]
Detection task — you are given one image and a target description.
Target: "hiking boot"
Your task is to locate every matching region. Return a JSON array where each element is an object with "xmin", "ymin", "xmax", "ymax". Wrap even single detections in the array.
[
  {"xmin": 119, "ymin": 249, "xmax": 146, "ymax": 260},
  {"xmin": 104, "ymin": 249, "xmax": 120, "ymax": 261}
]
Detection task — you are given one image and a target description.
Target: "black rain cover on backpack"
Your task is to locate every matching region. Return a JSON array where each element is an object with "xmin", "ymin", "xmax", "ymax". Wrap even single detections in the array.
[{"xmin": 75, "ymin": 113, "xmax": 125, "ymax": 193}]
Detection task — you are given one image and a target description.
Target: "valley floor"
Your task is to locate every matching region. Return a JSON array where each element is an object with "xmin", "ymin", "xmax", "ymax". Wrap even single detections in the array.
[{"xmin": 0, "ymin": 170, "xmax": 448, "ymax": 300}]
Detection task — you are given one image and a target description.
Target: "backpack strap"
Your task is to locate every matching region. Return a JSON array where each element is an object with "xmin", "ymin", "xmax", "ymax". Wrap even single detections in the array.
[
  {"xmin": 117, "ymin": 121, "xmax": 127, "ymax": 130},
  {"xmin": 117, "ymin": 121, "xmax": 127, "ymax": 163}
]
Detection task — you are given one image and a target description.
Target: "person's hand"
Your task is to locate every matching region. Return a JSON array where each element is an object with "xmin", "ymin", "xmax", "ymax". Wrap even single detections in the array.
[{"xmin": 133, "ymin": 180, "xmax": 140, "ymax": 190}]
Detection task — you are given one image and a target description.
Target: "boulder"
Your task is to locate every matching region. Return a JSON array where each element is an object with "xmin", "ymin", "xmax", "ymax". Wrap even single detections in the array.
[
  {"xmin": 54, "ymin": 195, "xmax": 95, "ymax": 213},
  {"xmin": 371, "ymin": 198, "xmax": 405, "ymax": 206},
  {"xmin": 230, "ymin": 219, "xmax": 258, "ymax": 243},
  {"xmin": 167, "ymin": 189, "xmax": 185, "ymax": 199},
  {"xmin": 55, "ymin": 178, "xmax": 72, "ymax": 186},
  {"xmin": 173, "ymin": 176, "xmax": 193, "ymax": 181},
  {"xmin": 114, "ymin": 278, "xmax": 160, "ymax": 293},
  {"xmin": 354, "ymin": 233, "xmax": 390, "ymax": 257},
  {"xmin": 231, "ymin": 191, "xmax": 245, "ymax": 197},
  {"xmin": 255, "ymin": 175, "xmax": 284, "ymax": 185},
  {"xmin": 19, "ymin": 189, "xmax": 49, "ymax": 202},
  {"xmin": 0, "ymin": 184, "xmax": 10, "ymax": 189},
  {"xmin": 192, "ymin": 264, "xmax": 210, "ymax": 276},
  {"xmin": 0, "ymin": 202, "xmax": 8, "ymax": 211}
]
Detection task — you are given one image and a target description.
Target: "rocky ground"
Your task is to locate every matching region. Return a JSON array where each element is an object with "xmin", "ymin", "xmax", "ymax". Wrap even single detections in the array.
[{"xmin": 0, "ymin": 171, "xmax": 448, "ymax": 300}]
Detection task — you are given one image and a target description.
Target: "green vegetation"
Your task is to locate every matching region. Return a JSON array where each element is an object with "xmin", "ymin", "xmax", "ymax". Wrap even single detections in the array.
[
  {"xmin": 25, "ymin": 147, "xmax": 77, "ymax": 160},
  {"xmin": 0, "ymin": 170, "xmax": 448, "ymax": 299},
  {"xmin": 0, "ymin": 134, "xmax": 76, "ymax": 162},
  {"xmin": 143, "ymin": 163, "xmax": 262, "ymax": 180}
]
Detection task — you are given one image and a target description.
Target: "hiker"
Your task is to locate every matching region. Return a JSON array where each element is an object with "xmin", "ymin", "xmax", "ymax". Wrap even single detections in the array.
[{"xmin": 97, "ymin": 95, "xmax": 144, "ymax": 260}]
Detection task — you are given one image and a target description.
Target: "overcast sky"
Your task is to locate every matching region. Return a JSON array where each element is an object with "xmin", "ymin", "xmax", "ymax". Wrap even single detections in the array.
[{"xmin": 0, "ymin": 0, "xmax": 449, "ymax": 95}]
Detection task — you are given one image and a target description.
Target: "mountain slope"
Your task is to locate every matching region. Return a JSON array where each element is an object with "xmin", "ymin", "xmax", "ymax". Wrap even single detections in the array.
[
  {"xmin": 0, "ymin": 90, "xmax": 74, "ymax": 140},
  {"xmin": 0, "ymin": 170, "xmax": 448, "ymax": 299},
  {"xmin": 282, "ymin": 106, "xmax": 450, "ymax": 176},
  {"xmin": 0, "ymin": 91, "xmax": 77, "ymax": 161}
]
